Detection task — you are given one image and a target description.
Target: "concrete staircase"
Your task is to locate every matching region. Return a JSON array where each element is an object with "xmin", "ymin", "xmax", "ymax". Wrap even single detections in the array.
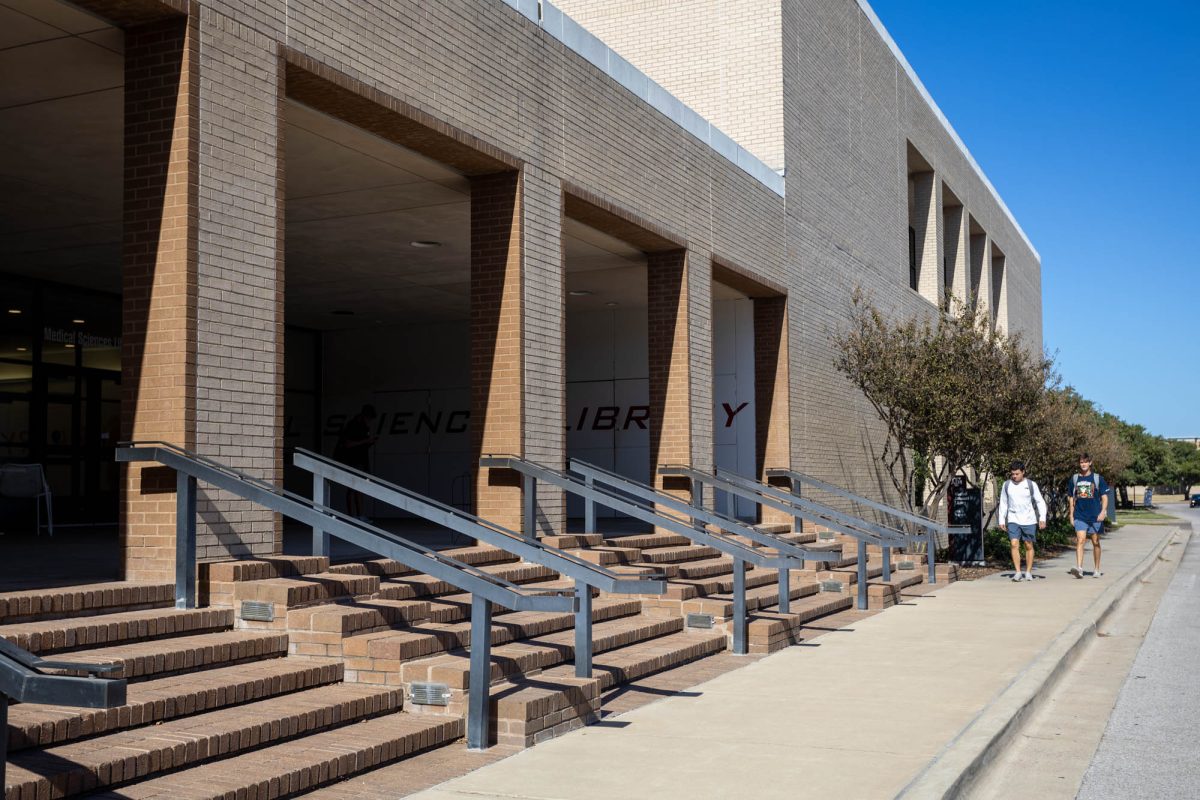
[{"xmin": 2, "ymin": 527, "xmax": 953, "ymax": 798}]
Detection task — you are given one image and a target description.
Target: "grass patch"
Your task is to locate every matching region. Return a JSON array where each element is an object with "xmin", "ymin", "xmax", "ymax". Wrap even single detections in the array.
[{"xmin": 1112, "ymin": 508, "xmax": 1180, "ymax": 527}]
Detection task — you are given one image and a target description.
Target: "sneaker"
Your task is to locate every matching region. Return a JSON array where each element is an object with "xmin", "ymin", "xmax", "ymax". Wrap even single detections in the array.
[
  {"xmin": 1092, "ymin": 570, "xmax": 1103, "ymax": 578},
  {"xmin": 1012, "ymin": 572, "xmax": 1024, "ymax": 582},
  {"xmin": 1069, "ymin": 566, "xmax": 1083, "ymax": 579},
  {"xmin": 1025, "ymin": 571, "xmax": 1034, "ymax": 581}
]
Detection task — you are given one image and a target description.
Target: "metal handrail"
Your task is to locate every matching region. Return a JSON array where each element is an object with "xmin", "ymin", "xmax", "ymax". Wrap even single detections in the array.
[
  {"xmin": 1, "ymin": 639, "xmax": 127, "ymax": 786},
  {"xmin": 116, "ymin": 441, "xmax": 577, "ymax": 751},
  {"xmin": 480, "ymin": 454, "xmax": 812, "ymax": 655},
  {"xmin": 293, "ymin": 449, "xmax": 667, "ymax": 686},
  {"xmin": 763, "ymin": 467, "xmax": 970, "ymax": 538},
  {"xmin": 660, "ymin": 465, "xmax": 939, "ymax": 610}
]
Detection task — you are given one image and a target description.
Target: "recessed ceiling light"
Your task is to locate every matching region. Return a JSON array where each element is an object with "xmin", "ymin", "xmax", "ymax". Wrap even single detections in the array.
[
  {"xmin": 605, "ymin": 301, "xmax": 619, "ymax": 307},
  {"xmin": 16, "ymin": 347, "xmax": 27, "ymax": 352},
  {"xmin": 65, "ymin": 343, "xmax": 76, "ymax": 349},
  {"xmin": 331, "ymin": 310, "xmax": 355, "ymax": 316},
  {"xmin": 569, "ymin": 290, "xmax": 592, "ymax": 297},
  {"xmin": 72, "ymin": 319, "xmax": 86, "ymax": 324},
  {"xmin": 7, "ymin": 309, "xmax": 20, "ymax": 315},
  {"xmin": 410, "ymin": 240, "xmax": 442, "ymax": 248}
]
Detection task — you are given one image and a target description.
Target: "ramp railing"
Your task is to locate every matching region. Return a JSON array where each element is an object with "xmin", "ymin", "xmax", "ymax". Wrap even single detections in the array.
[
  {"xmin": 117, "ymin": 441, "xmax": 576, "ymax": 750},
  {"xmin": 1, "ymin": 638, "xmax": 127, "ymax": 786},
  {"xmin": 660, "ymin": 465, "xmax": 937, "ymax": 610},
  {"xmin": 480, "ymin": 455, "xmax": 833, "ymax": 654},
  {"xmin": 293, "ymin": 448, "xmax": 665, "ymax": 683}
]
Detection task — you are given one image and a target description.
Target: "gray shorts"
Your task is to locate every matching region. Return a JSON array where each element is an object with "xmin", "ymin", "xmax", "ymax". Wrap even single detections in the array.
[{"xmin": 1007, "ymin": 523, "xmax": 1036, "ymax": 543}]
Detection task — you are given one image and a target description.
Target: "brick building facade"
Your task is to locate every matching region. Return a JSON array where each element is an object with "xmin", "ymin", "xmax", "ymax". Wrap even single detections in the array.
[{"xmin": 4, "ymin": 0, "xmax": 1040, "ymax": 581}]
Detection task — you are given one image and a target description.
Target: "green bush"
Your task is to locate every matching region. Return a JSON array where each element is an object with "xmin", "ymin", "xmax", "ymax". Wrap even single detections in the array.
[{"xmin": 984, "ymin": 518, "xmax": 1076, "ymax": 563}]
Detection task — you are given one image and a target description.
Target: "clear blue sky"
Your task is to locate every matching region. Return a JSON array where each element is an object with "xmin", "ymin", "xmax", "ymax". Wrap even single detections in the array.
[{"xmin": 871, "ymin": 0, "xmax": 1200, "ymax": 438}]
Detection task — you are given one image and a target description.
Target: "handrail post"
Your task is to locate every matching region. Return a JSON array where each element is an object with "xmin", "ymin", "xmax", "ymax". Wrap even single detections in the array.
[
  {"xmin": 467, "ymin": 594, "xmax": 492, "ymax": 750},
  {"xmin": 791, "ymin": 479, "xmax": 803, "ymax": 534},
  {"xmin": 1, "ymin": 691, "xmax": 8, "ymax": 790},
  {"xmin": 312, "ymin": 472, "xmax": 330, "ymax": 558},
  {"xmin": 927, "ymin": 529, "xmax": 937, "ymax": 584},
  {"xmin": 584, "ymin": 474, "xmax": 596, "ymax": 533},
  {"xmin": 881, "ymin": 545, "xmax": 892, "ymax": 582},
  {"xmin": 574, "ymin": 579, "xmax": 592, "ymax": 678},
  {"xmin": 777, "ymin": 567, "xmax": 790, "ymax": 614},
  {"xmin": 856, "ymin": 544, "xmax": 868, "ymax": 610},
  {"xmin": 175, "ymin": 471, "xmax": 197, "ymax": 609},
  {"xmin": 523, "ymin": 473, "xmax": 537, "ymax": 538},
  {"xmin": 691, "ymin": 477, "xmax": 705, "ymax": 532},
  {"xmin": 733, "ymin": 557, "xmax": 747, "ymax": 654}
]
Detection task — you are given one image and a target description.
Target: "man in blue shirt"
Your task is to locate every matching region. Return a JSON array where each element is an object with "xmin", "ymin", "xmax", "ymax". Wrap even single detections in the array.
[{"xmin": 1068, "ymin": 453, "xmax": 1109, "ymax": 578}]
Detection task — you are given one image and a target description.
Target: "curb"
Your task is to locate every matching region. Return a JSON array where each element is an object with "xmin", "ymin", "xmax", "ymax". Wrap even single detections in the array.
[{"xmin": 895, "ymin": 521, "xmax": 1193, "ymax": 800}]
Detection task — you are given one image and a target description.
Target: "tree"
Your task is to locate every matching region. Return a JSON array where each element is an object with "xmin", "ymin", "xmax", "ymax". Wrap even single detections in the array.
[
  {"xmin": 1167, "ymin": 440, "xmax": 1200, "ymax": 497},
  {"xmin": 832, "ymin": 291, "xmax": 1050, "ymax": 520}
]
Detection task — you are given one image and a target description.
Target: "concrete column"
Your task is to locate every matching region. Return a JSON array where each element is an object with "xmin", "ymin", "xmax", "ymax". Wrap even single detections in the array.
[
  {"xmin": 120, "ymin": 10, "xmax": 285, "ymax": 582},
  {"xmin": 648, "ymin": 249, "xmax": 713, "ymax": 503},
  {"xmin": 471, "ymin": 169, "xmax": 566, "ymax": 533},
  {"xmin": 753, "ymin": 295, "xmax": 793, "ymax": 527},
  {"xmin": 911, "ymin": 171, "xmax": 944, "ymax": 304},
  {"xmin": 121, "ymin": 16, "xmax": 197, "ymax": 582}
]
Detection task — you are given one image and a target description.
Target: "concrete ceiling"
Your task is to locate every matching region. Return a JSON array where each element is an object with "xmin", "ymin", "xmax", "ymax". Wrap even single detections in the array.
[{"xmin": 1, "ymin": 0, "xmax": 655, "ymax": 332}]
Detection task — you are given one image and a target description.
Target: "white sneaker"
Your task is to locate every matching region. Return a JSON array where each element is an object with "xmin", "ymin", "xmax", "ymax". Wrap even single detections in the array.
[
  {"xmin": 1025, "ymin": 571, "xmax": 1034, "ymax": 581},
  {"xmin": 1069, "ymin": 566, "xmax": 1083, "ymax": 579},
  {"xmin": 1092, "ymin": 570, "xmax": 1103, "ymax": 578},
  {"xmin": 1012, "ymin": 572, "xmax": 1024, "ymax": 582}
]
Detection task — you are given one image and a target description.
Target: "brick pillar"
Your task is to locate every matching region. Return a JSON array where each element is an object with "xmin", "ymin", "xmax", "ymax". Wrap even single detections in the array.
[
  {"xmin": 192, "ymin": 10, "xmax": 285, "ymax": 561},
  {"xmin": 648, "ymin": 249, "xmax": 713, "ymax": 504},
  {"xmin": 911, "ymin": 171, "xmax": 943, "ymax": 303},
  {"xmin": 121, "ymin": 16, "xmax": 197, "ymax": 582},
  {"xmin": 970, "ymin": 231, "xmax": 991, "ymax": 319},
  {"xmin": 120, "ymin": 10, "xmax": 284, "ymax": 581},
  {"xmin": 753, "ymin": 295, "xmax": 792, "ymax": 527},
  {"xmin": 471, "ymin": 171, "xmax": 523, "ymax": 529},
  {"xmin": 943, "ymin": 202, "xmax": 969, "ymax": 305}
]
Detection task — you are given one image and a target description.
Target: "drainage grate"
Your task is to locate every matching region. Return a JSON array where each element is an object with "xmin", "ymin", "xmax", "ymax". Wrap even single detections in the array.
[
  {"xmin": 239, "ymin": 600, "xmax": 274, "ymax": 622},
  {"xmin": 897, "ymin": 559, "xmax": 916, "ymax": 571},
  {"xmin": 686, "ymin": 613, "xmax": 715, "ymax": 629},
  {"xmin": 819, "ymin": 580, "xmax": 844, "ymax": 593},
  {"xmin": 410, "ymin": 682, "xmax": 451, "ymax": 706}
]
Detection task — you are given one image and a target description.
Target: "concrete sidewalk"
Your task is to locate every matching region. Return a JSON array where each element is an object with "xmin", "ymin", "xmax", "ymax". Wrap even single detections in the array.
[{"xmin": 409, "ymin": 523, "xmax": 1180, "ymax": 800}]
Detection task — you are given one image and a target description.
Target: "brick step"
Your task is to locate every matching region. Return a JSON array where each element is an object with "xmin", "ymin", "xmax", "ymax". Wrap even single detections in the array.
[
  {"xmin": 0, "ymin": 607, "xmax": 234, "ymax": 655},
  {"xmin": 681, "ymin": 576, "xmax": 820, "ymax": 619},
  {"xmin": 88, "ymin": 713, "xmax": 463, "ymax": 800},
  {"xmin": 46, "ymin": 630, "xmax": 289, "ymax": 681},
  {"xmin": 672, "ymin": 555, "xmax": 736, "ymax": 579},
  {"xmin": 754, "ymin": 523, "xmax": 793, "ymax": 534},
  {"xmin": 378, "ymin": 562, "xmax": 559, "ymax": 601},
  {"xmin": 490, "ymin": 629, "xmax": 728, "ymax": 747},
  {"xmin": 0, "ymin": 582, "xmax": 174, "ymax": 625},
  {"xmin": 287, "ymin": 598, "xmax": 434, "ymax": 640},
  {"xmin": 3, "ymin": 683, "xmax": 402, "ymax": 800},
  {"xmin": 5, "ymin": 658, "xmax": 344, "ymax": 752},
  {"xmin": 399, "ymin": 613, "xmax": 686, "ymax": 689},
  {"xmin": 817, "ymin": 559, "xmax": 889, "ymax": 585},
  {"xmin": 603, "ymin": 532, "xmax": 692, "ymax": 550},
  {"xmin": 340, "ymin": 597, "xmax": 643, "ymax": 673},
  {"xmin": 660, "ymin": 565, "xmax": 779, "ymax": 601},
  {"xmin": 352, "ymin": 544, "xmax": 522, "ymax": 578},
  {"xmin": 637, "ymin": 544, "xmax": 720, "ymax": 564},
  {"xmin": 866, "ymin": 571, "xmax": 926, "ymax": 609},
  {"xmin": 419, "ymin": 577, "xmax": 580, "ymax": 625},
  {"xmin": 563, "ymin": 546, "xmax": 641, "ymax": 566},
  {"xmin": 747, "ymin": 593, "xmax": 856, "ymax": 653},
  {"xmin": 231, "ymin": 572, "xmax": 381, "ymax": 613},
  {"xmin": 541, "ymin": 534, "xmax": 603, "ymax": 548}
]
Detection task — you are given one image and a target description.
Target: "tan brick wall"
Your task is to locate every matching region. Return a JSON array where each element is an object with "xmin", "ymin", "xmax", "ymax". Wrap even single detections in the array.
[
  {"xmin": 555, "ymin": 0, "xmax": 784, "ymax": 171},
  {"xmin": 753, "ymin": 295, "xmax": 792, "ymax": 526},
  {"xmin": 121, "ymin": 16, "xmax": 197, "ymax": 582}
]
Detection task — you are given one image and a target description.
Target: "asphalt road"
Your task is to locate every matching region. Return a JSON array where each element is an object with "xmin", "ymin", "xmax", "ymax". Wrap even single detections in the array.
[{"xmin": 1077, "ymin": 503, "xmax": 1200, "ymax": 800}]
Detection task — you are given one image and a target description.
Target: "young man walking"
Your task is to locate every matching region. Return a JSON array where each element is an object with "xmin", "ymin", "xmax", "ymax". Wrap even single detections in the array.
[
  {"xmin": 1069, "ymin": 453, "xmax": 1109, "ymax": 578},
  {"xmin": 998, "ymin": 460, "xmax": 1047, "ymax": 582}
]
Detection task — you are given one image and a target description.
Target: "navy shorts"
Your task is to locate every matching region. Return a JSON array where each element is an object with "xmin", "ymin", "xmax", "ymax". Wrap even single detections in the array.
[
  {"xmin": 1007, "ymin": 523, "xmax": 1037, "ymax": 543},
  {"xmin": 1074, "ymin": 520, "xmax": 1104, "ymax": 536}
]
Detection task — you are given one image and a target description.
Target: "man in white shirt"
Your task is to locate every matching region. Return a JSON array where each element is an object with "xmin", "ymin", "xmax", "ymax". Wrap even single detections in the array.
[{"xmin": 998, "ymin": 460, "xmax": 1048, "ymax": 582}]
